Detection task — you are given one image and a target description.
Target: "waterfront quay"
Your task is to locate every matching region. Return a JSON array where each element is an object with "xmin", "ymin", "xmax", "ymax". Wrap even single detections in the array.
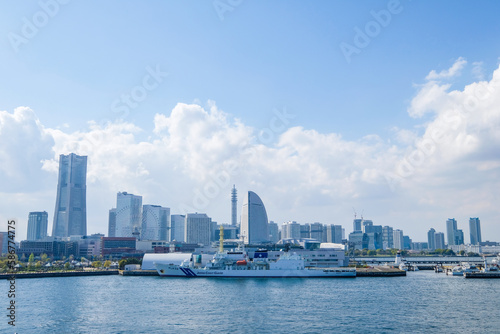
[
  {"xmin": 0, "ymin": 270, "xmax": 119, "ymax": 279},
  {"xmin": 1, "ymin": 267, "xmax": 405, "ymax": 278},
  {"xmin": 353, "ymin": 256, "xmax": 488, "ymax": 269}
]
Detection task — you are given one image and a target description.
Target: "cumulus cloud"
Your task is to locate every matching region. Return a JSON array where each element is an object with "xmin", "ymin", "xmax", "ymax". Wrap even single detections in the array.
[
  {"xmin": 425, "ymin": 57, "xmax": 467, "ymax": 81},
  {"xmin": 0, "ymin": 107, "xmax": 54, "ymax": 192},
  {"xmin": 472, "ymin": 61, "xmax": 485, "ymax": 80},
  {"xmin": 389, "ymin": 62, "xmax": 500, "ymax": 204},
  {"xmin": 1, "ymin": 59, "xmax": 500, "ymax": 241}
]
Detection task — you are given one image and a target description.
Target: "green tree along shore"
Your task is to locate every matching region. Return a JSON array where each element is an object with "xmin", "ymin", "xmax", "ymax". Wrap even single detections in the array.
[{"xmin": 0, "ymin": 255, "xmax": 141, "ymax": 273}]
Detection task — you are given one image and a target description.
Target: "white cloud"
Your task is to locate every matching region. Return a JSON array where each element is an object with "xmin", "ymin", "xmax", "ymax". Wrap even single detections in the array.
[
  {"xmin": 0, "ymin": 107, "xmax": 54, "ymax": 192},
  {"xmin": 1, "ymin": 60, "xmax": 500, "ymax": 241},
  {"xmin": 425, "ymin": 57, "xmax": 467, "ymax": 81},
  {"xmin": 472, "ymin": 61, "xmax": 485, "ymax": 80}
]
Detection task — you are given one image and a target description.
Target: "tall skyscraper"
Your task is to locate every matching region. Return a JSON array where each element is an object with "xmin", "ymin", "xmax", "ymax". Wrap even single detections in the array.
[
  {"xmin": 454, "ymin": 229, "xmax": 464, "ymax": 246},
  {"xmin": 170, "ymin": 214, "xmax": 185, "ymax": 242},
  {"xmin": 309, "ymin": 222, "xmax": 323, "ymax": 241},
  {"xmin": 185, "ymin": 213, "xmax": 211, "ymax": 245},
  {"xmin": 231, "ymin": 185, "xmax": 237, "ymax": 226},
  {"xmin": 27, "ymin": 211, "xmax": 48, "ymax": 241},
  {"xmin": 427, "ymin": 228, "xmax": 436, "ymax": 250},
  {"xmin": 52, "ymin": 153, "xmax": 87, "ymax": 237},
  {"xmin": 393, "ymin": 229, "xmax": 404, "ymax": 250},
  {"xmin": 115, "ymin": 192, "xmax": 142, "ymax": 238},
  {"xmin": 282, "ymin": 221, "xmax": 301, "ymax": 239},
  {"xmin": 469, "ymin": 217, "xmax": 482, "ymax": 245},
  {"xmin": 142, "ymin": 205, "xmax": 170, "ymax": 241},
  {"xmin": 365, "ymin": 225, "xmax": 382, "ymax": 250},
  {"xmin": 446, "ymin": 218, "xmax": 457, "ymax": 246},
  {"xmin": 108, "ymin": 209, "xmax": 116, "ymax": 237},
  {"xmin": 382, "ymin": 226, "xmax": 394, "ymax": 250},
  {"xmin": 353, "ymin": 219, "xmax": 362, "ymax": 232},
  {"xmin": 241, "ymin": 191, "xmax": 269, "ymax": 244},
  {"xmin": 326, "ymin": 224, "xmax": 343, "ymax": 244},
  {"xmin": 361, "ymin": 220, "xmax": 373, "ymax": 233},
  {"xmin": 434, "ymin": 232, "xmax": 445, "ymax": 249},
  {"xmin": 300, "ymin": 224, "xmax": 310, "ymax": 238},
  {"xmin": 268, "ymin": 221, "xmax": 279, "ymax": 243}
]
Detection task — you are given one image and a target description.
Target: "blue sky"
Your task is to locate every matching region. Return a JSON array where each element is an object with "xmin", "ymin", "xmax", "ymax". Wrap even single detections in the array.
[{"xmin": 1, "ymin": 1, "xmax": 500, "ymax": 242}]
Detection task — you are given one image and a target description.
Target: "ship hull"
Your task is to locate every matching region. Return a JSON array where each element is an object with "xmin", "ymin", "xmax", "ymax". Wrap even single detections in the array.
[{"xmin": 155, "ymin": 263, "xmax": 356, "ymax": 278}]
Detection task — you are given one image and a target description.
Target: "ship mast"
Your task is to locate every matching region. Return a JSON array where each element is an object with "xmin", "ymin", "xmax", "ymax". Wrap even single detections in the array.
[{"xmin": 219, "ymin": 225, "xmax": 224, "ymax": 253}]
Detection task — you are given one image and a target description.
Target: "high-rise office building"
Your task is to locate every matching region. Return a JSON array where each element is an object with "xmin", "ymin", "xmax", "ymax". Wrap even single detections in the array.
[
  {"xmin": 393, "ymin": 229, "xmax": 404, "ymax": 250},
  {"xmin": 300, "ymin": 224, "xmax": 310, "ymax": 238},
  {"xmin": 231, "ymin": 185, "xmax": 237, "ymax": 226},
  {"xmin": 282, "ymin": 221, "xmax": 301, "ymax": 239},
  {"xmin": 142, "ymin": 205, "xmax": 170, "ymax": 241},
  {"xmin": 348, "ymin": 231, "xmax": 368, "ymax": 250},
  {"xmin": 469, "ymin": 217, "xmax": 482, "ymax": 245},
  {"xmin": 52, "ymin": 153, "xmax": 87, "ymax": 237},
  {"xmin": 268, "ymin": 221, "xmax": 279, "ymax": 243},
  {"xmin": 454, "ymin": 229, "xmax": 464, "ymax": 246},
  {"xmin": 326, "ymin": 225, "xmax": 343, "ymax": 244},
  {"xmin": 115, "ymin": 192, "xmax": 142, "ymax": 238},
  {"xmin": 361, "ymin": 220, "xmax": 373, "ymax": 233},
  {"xmin": 108, "ymin": 209, "xmax": 116, "ymax": 237},
  {"xmin": 446, "ymin": 218, "xmax": 458, "ymax": 246},
  {"xmin": 403, "ymin": 235, "xmax": 412, "ymax": 250},
  {"xmin": 309, "ymin": 222, "xmax": 323, "ymax": 241},
  {"xmin": 220, "ymin": 224, "xmax": 239, "ymax": 240},
  {"xmin": 185, "ymin": 213, "xmax": 212, "ymax": 245},
  {"xmin": 240, "ymin": 191, "xmax": 269, "ymax": 244},
  {"xmin": 382, "ymin": 226, "xmax": 394, "ymax": 250},
  {"xmin": 434, "ymin": 232, "xmax": 445, "ymax": 249},
  {"xmin": 365, "ymin": 225, "xmax": 382, "ymax": 250},
  {"xmin": 353, "ymin": 219, "xmax": 362, "ymax": 232},
  {"xmin": 0, "ymin": 232, "xmax": 8, "ymax": 255},
  {"xmin": 210, "ymin": 221, "xmax": 219, "ymax": 242},
  {"xmin": 170, "ymin": 214, "xmax": 185, "ymax": 242},
  {"xmin": 427, "ymin": 228, "xmax": 436, "ymax": 250},
  {"xmin": 27, "ymin": 211, "xmax": 48, "ymax": 241}
]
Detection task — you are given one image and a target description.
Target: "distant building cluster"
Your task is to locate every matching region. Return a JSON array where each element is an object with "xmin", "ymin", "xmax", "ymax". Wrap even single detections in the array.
[{"xmin": 3, "ymin": 152, "xmax": 499, "ymax": 260}]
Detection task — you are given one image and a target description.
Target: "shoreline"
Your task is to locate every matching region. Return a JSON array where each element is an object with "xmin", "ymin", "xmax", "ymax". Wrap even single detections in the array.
[
  {"xmin": 0, "ymin": 270, "xmax": 119, "ymax": 279},
  {"xmin": 2, "ymin": 267, "xmax": 407, "ymax": 279}
]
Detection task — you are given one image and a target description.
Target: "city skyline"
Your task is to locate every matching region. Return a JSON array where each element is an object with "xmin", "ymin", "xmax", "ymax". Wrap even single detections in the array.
[
  {"xmin": 14, "ymin": 177, "xmax": 491, "ymax": 247},
  {"xmin": 1, "ymin": 2, "xmax": 500, "ymax": 242}
]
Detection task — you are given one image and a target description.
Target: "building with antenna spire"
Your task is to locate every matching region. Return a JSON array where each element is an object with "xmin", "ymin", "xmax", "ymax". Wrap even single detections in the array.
[{"xmin": 231, "ymin": 185, "xmax": 237, "ymax": 226}]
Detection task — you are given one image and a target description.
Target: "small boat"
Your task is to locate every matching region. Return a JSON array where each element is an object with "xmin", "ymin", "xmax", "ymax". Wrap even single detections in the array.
[
  {"xmin": 447, "ymin": 266, "xmax": 463, "ymax": 276},
  {"xmin": 434, "ymin": 265, "xmax": 443, "ymax": 273},
  {"xmin": 465, "ymin": 260, "xmax": 500, "ymax": 278},
  {"xmin": 399, "ymin": 263, "xmax": 419, "ymax": 271}
]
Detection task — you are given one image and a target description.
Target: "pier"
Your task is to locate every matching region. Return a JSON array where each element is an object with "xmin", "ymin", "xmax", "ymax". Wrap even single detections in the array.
[{"xmin": 355, "ymin": 267, "xmax": 406, "ymax": 277}]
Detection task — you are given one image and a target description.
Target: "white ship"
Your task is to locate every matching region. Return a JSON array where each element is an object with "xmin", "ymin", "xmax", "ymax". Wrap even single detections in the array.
[{"xmin": 154, "ymin": 227, "xmax": 356, "ymax": 278}]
